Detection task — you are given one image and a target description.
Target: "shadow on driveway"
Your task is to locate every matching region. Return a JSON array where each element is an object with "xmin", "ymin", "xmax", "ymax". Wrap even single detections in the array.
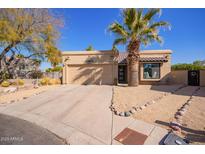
[{"xmin": 0, "ymin": 114, "xmax": 66, "ymax": 145}]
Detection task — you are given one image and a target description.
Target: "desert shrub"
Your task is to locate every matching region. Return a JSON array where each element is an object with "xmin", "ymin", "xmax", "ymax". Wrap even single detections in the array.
[
  {"xmin": 1, "ymin": 80, "xmax": 10, "ymax": 87},
  {"xmin": 40, "ymin": 77, "xmax": 50, "ymax": 85},
  {"xmin": 17, "ymin": 79, "xmax": 24, "ymax": 86},
  {"xmin": 48, "ymin": 78, "xmax": 61, "ymax": 85},
  {"xmin": 40, "ymin": 77, "xmax": 61, "ymax": 86},
  {"xmin": 55, "ymin": 79, "xmax": 61, "ymax": 84},
  {"xmin": 48, "ymin": 78, "xmax": 56, "ymax": 85}
]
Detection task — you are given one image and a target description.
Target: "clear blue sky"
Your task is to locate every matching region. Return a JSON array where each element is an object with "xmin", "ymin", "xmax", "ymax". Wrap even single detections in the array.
[{"xmin": 42, "ymin": 8, "xmax": 205, "ymax": 70}]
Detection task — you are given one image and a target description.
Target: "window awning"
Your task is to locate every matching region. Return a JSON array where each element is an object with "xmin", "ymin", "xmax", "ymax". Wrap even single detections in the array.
[
  {"xmin": 118, "ymin": 52, "xmax": 168, "ymax": 64},
  {"xmin": 140, "ymin": 57, "xmax": 168, "ymax": 62}
]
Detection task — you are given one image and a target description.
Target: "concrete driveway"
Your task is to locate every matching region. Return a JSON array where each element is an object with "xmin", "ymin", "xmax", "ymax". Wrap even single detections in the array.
[{"xmin": 0, "ymin": 85, "xmax": 167, "ymax": 145}]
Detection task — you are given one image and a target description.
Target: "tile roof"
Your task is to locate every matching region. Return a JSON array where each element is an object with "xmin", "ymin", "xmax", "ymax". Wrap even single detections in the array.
[
  {"xmin": 140, "ymin": 57, "xmax": 168, "ymax": 62},
  {"xmin": 118, "ymin": 52, "xmax": 168, "ymax": 64}
]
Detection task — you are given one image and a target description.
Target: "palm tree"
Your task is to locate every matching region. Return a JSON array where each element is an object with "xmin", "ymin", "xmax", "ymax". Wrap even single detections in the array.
[{"xmin": 109, "ymin": 8, "xmax": 170, "ymax": 86}]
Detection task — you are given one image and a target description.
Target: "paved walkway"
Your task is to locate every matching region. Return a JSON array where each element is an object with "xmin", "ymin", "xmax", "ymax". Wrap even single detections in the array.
[{"xmin": 0, "ymin": 85, "xmax": 167, "ymax": 145}]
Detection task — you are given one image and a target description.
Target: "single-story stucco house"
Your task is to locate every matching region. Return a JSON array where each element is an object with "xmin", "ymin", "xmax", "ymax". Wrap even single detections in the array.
[{"xmin": 62, "ymin": 50, "xmax": 172, "ymax": 85}]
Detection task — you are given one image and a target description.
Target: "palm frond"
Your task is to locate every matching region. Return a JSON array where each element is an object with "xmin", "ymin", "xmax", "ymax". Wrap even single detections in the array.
[
  {"xmin": 141, "ymin": 34, "xmax": 163, "ymax": 46},
  {"xmin": 150, "ymin": 21, "xmax": 170, "ymax": 30},
  {"xmin": 122, "ymin": 8, "xmax": 137, "ymax": 30},
  {"xmin": 108, "ymin": 22, "xmax": 128, "ymax": 38},
  {"xmin": 143, "ymin": 8, "xmax": 161, "ymax": 21},
  {"xmin": 113, "ymin": 37, "xmax": 127, "ymax": 46}
]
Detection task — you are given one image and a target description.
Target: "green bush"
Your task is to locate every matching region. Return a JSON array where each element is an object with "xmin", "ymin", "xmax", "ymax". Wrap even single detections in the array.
[
  {"xmin": 172, "ymin": 63, "xmax": 205, "ymax": 70},
  {"xmin": 45, "ymin": 66, "xmax": 62, "ymax": 72},
  {"xmin": 1, "ymin": 81, "xmax": 10, "ymax": 87}
]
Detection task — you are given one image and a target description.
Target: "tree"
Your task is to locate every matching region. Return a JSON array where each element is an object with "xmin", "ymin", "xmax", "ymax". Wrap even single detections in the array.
[
  {"xmin": 45, "ymin": 46, "xmax": 62, "ymax": 67},
  {"xmin": 85, "ymin": 45, "xmax": 94, "ymax": 51},
  {"xmin": 108, "ymin": 8, "xmax": 170, "ymax": 86},
  {"xmin": 0, "ymin": 8, "xmax": 63, "ymax": 81}
]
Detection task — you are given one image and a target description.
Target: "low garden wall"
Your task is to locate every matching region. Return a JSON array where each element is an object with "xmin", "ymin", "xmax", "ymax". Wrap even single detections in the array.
[
  {"xmin": 170, "ymin": 70, "xmax": 205, "ymax": 86},
  {"xmin": 169, "ymin": 70, "xmax": 188, "ymax": 85},
  {"xmin": 43, "ymin": 72, "xmax": 62, "ymax": 79}
]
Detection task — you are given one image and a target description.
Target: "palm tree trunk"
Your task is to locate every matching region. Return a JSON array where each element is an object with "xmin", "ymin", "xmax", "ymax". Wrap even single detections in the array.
[
  {"xmin": 128, "ymin": 61, "xmax": 139, "ymax": 86},
  {"xmin": 127, "ymin": 40, "xmax": 140, "ymax": 86}
]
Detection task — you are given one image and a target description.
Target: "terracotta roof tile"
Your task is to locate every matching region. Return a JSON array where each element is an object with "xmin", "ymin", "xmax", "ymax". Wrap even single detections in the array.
[{"xmin": 118, "ymin": 52, "xmax": 168, "ymax": 64}]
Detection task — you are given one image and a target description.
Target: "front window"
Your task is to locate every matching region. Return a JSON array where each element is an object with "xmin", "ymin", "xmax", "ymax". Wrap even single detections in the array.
[{"xmin": 143, "ymin": 63, "xmax": 160, "ymax": 79}]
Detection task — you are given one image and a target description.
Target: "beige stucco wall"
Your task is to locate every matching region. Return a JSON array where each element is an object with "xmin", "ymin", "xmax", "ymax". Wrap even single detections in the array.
[
  {"xmin": 169, "ymin": 70, "xmax": 188, "ymax": 85},
  {"xmin": 139, "ymin": 50, "xmax": 172, "ymax": 85},
  {"xmin": 200, "ymin": 70, "xmax": 205, "ymax": 86},
  {"xmin": 62, "ymin": 50, "xmax": 118, "ymax": 85}
]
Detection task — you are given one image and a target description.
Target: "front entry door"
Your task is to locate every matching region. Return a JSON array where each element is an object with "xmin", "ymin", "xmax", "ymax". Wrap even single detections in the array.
[
  {"xmin": 118, "ymin": 65, "xmax": 127, "ymax": 83},
  {"xmin": 188, "ymin": 70, "xmax": 200, "ymax": 86}
]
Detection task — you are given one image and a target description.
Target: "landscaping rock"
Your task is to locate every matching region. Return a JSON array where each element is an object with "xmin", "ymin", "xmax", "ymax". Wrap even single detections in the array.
[
  {"xmin": 147, "ymin": 101, "xmax": 152, "ymax": 105},
  {"xmin": 170, "ymin": 125, "xmax": 182, "ymax": 132},
  {"xmin": 34, "ymin": 84, "xmax": 39, "ymax": 89},
  {"xmin": 119, "ymin": 112, "xmax": 125, "ymax": 116},
  {"xmin": 132, "ymin": 106, "xmax": 138, "ymax": 110},
  {"xmin": 130, "ymin": 109, "xmax": 136, "ymax": 114},
  {"xmin": 152, "ymin": 100, "xmax": 156, "ymax": 104},
  {"xmin": 186, "ymin": 101, "xmax": 192, "ymax": 105},
  {"xmin": 124, "ymin": 111, "xmax": 131, "ymax": 117},
  {"xmin": 170, "ymin": 121, "xmax": 181, "ymax": 127},
  {"xmin": 3, "ymin": 87, "xmax": 17, "ymax": 93},
  {"xmin": 175, "ymin": 114, "xmax": 182, "ymax": 119},
  {"xmin": 178, "ymin": 111, "xmax": 185, "ymax": 116},
  {"xmin": 183, "ymin": 104, "xmax": 189, "ymax": 108},
  {"xmin": 180, "ymin": 108, "xmax": 187, "ymax": 112},
  {"xmin": 114, "ymin": 110, "xmax": 120, "ymax": 115},
  {"xmin": 139, "ymin": 105, "xmax": 145, "ymax": 110}
]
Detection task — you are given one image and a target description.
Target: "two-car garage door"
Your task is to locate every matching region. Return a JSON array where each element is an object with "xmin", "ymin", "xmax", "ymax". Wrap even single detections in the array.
[{"xmin": 65, "ymin": 64, "xmax": 114, "ymax": 85}]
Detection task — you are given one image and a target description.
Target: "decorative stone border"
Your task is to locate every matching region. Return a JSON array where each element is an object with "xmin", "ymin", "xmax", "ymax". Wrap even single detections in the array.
[
  {"xmin": 170, "ymin": 87, "xmax": 200, "ymax": 132},
  {"xmin": 110, "ymin": 84, "xmax": 187, "ymax": 117}
]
